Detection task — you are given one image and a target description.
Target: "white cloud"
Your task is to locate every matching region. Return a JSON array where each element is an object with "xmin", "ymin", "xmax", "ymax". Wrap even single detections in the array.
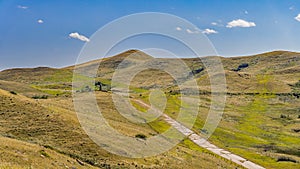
[
  {"xmin": 186, "ymin": 28, "xmax": 200, "ymax": 34},
  {"xmin": 289, "ymin": 6, "xmax": 295, "ymax": 10},
  {"xmin": 244, "ymin": 10, "xmax": 248, "ymax": 14},
  {"xmin": 69, "ymin": 32, "xmax": 90, "ymax": 42},
  {"xmin": 226, "ymin": 19, "xmax": 256, "ymax": 28},
  {"xmin": 17, "ymin": 5, "xmax": 28, "ymax": 9},
  {"xmin": 186, "ymin": 29, "xmax": 193, "ymax": 34},
  {"xmin": 37, "ymin": 19, "xmax": 44, "ymax": 24},
  {"xmin": 211, "ymin": 22, "xmax": 218, "ymax": 26},
  {"xmin": 176, "ymin": 27, "xmax": 182, "ymax": 31},
  {"xmin": 295, "ymin": 14, "xmax": 300, "ymax": 22},
  {"xmin": 211, "ymin": 21, "xmax": 224, "ymax": 27},
  {"xmin": 202, "ymin": 29, "xmax": 218, "ymax": 34}
]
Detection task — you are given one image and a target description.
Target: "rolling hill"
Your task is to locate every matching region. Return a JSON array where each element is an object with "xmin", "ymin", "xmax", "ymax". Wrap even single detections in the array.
[{"xmin": 0, "ymin": 50, "xmax": 299, "ymax": 168}]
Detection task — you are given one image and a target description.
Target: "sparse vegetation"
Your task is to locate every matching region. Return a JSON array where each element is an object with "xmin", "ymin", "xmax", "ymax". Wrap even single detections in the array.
[
  {"xmin": 294, "ymin": 80, "xmax": 300, "ymax": 88},
  {"xmin": 39, "ymin": 149, "xmax": 50, "ymax": 158},
  {"xmin": 0, "ymin": 50, "xmax": 299, "ymax": 168},
  {"xmin": 32, "ymin": 95, "xmax": 48, "ymax": 99}
]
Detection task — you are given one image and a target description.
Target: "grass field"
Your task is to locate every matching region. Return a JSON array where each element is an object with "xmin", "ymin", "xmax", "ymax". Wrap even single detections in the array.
[{"xmin": 0, "ymin": 50, "xmax": 299, "ymax": 168}]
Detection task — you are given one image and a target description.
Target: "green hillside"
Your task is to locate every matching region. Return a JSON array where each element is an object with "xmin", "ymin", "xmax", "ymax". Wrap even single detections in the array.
[{"xmin": 0, "ymin": 50, "xmax": 299, "ymax": 168}]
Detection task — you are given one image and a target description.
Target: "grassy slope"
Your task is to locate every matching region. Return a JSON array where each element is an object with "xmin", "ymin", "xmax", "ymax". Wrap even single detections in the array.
[
  {"xmin": 0, "ymin": 50, "xmax": 299, "ymax": 168},
  {"xmin": 0, "ymin": 89, "xmax": 239, "ymax": 168},
  {"xmin": 0, "ymin": 136, "xmax": 96, "ymax": 169}
]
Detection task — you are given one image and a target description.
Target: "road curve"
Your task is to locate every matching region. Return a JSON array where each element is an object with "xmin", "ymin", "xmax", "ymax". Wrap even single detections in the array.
[{"xmin": 133, "ymin": 99, "xmax": 265, "ymax": 169}]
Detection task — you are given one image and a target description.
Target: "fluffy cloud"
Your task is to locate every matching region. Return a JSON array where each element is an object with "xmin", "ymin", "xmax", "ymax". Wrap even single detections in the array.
[
  {"xmin": 211, "ymin": 22, "xmax": 218, "ymax": 26},
  {"xmin": 17, "ymin": 5, "xmax": 28, "ymax": 9},
  {"xmin": 176, "ymin": 27, "xmax": 182, "ymax": 31},
  {"xmin": 37, "ymin": 19, "xmax": 44, "ymax": 24},
  {"xmin": 186, "ymin": 28, "xmax": 200, "ymax": 34},
  {"xmin": 295, "ymin": 14, "xmax": 300, "ymax": 22},
  {"xmin": 211, "ymin": 21, "xmax": 224, "ymax": 27},
  {"xmin": 202, "ymin": 29, "xmax": 218, "ymax": 34},
  {"xmin": 186, "ymin": 29, "xmax": 194, "ymax": 34},
  {"xmin": 226, "ymin": 19, "xmax": 256, "ymax": 28},
  {"xmin": 181, "ymin": 28, "xmax": 218, "ymax": 34},
  {"xmin": 69, "ymin": 32, "xmax": 90, "ymax": 42}
]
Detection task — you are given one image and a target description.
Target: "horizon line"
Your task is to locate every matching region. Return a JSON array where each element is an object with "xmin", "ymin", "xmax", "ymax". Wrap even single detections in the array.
[{"xmin": 1, "ymin": 49, "xmax": 299, "ymax": 71}]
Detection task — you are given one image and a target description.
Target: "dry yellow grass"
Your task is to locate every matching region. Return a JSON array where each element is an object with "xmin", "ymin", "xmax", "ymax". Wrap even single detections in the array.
[
  {"xmin": 0, "ymin": 89, "xmax": 240, "ymax": 168},
  {"xmin": 0, "ymin": 50, "xmax": 299, "ymax": 168},
  {"xmin": 0, "ymin": 136, "xmax": 96, "ymax": 169}
]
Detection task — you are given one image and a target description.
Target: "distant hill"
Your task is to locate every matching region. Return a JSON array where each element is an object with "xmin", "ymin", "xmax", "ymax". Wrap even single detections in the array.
[{"xmin": 1, "ymin": 50, "xmax": 299, "ymax": 93}]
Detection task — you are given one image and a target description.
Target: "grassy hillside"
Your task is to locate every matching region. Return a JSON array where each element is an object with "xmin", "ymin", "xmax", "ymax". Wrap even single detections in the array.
[
  {"xmin": 0, "ymin": 136, "xmax": 96, "ymax": 169},
  {"xmin": 1, "ymin": 50, "xmax": 299, "ymax": 93},
  {"xmin": 0, "ymin": 89, "xmax": 240, "ymax": 168},
  {"xmin": 0, "ymin": 50, "xmax": 299, "ymax": 168}
]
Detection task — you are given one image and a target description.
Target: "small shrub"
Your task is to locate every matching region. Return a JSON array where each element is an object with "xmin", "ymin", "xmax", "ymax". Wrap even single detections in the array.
[
  {"xmin": 41, "ymin": 95, "xmax": 48, "ymax": 99},
  {"xmin": 292, "ymin": 129, "xmax": 300, "ymax": 133},
  {"xmin": 280, "ymin": 114, "xmax": 287, "ymax": 118},
  {"xmin": 294, "ymin": 80, "xmax": 300, "ymax": 88},
  {"xmin": 232, "ymin": 63, "xmax": 249, "ymax": 71},
  {"xmin": 9, "ymin": 91, "xmax": 17, "ymax": 95},
  {"xmin": 39, "ymin": 150, "xmax": 50, "ymax": 158},
  {"xmin": 238, "ymin": 63, "xmax": 249, "ymax": 69},
  {"xmin": 43, "ymin": 145, "xmax": 54, "ymax": 150},
  {"xmin": 32, "ymin": 95, "xmax": 48, "ymax": 99},
  {"xmin": 190, "ymin": 67, "xmax": 204, "ymax": 75},
  {"xmin": 200, "ymin": 129, "xmax": 209, "ymax": 134},
  {"xmin": 277, "ymin": 156, "xmax": 297, "ymax": 163},
  {"xmin": 135, "ymin": 134, "xmax": 147, "ymax": 140}
]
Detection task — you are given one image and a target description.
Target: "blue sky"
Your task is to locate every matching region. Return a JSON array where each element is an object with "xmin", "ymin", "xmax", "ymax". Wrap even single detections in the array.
[{"xmin": 1, "ymin": 0, "xmax": 300, "ymax": 70}]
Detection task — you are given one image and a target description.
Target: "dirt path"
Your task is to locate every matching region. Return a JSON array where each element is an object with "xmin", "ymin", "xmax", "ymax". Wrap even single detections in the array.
[{"xmin": 133, "ymin": 99, "xmax": 265, "ymax": 169}]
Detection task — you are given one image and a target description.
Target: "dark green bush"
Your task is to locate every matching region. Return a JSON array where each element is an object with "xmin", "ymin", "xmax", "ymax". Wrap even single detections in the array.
[
  {"xmin": 277, "ymin": 156, "xmax": 297, "ymax": 163},
  {"xmin": 232, "ymin": 63, "xmax": 249, "ymax": 71},
  {"xmin": 294, "ymin": 80, "xmax": 300, "ymax": 88},
  {"xmin": 135, "ymin": 134, "xmax": 147, "ymax": 140},
  {"xmin": 32, "ymin": 95, "xmax": 48, "ymax": 99},
  {"xmin": 280, "ymin": 114, "xmax": 287, "ymax": 118},
  {"xmin": 39, "ymin": 150, "xmax": 50, "ymax": 158},
  {"xmin": 9, "ymin": 91, "xmax": 17, "ymax": 95}
]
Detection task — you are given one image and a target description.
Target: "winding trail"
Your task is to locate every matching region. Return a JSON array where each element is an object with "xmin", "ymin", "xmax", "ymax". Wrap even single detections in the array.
[{"xmin": 133, "ymin": 99, "xmax": 265, "ymax": 169}]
